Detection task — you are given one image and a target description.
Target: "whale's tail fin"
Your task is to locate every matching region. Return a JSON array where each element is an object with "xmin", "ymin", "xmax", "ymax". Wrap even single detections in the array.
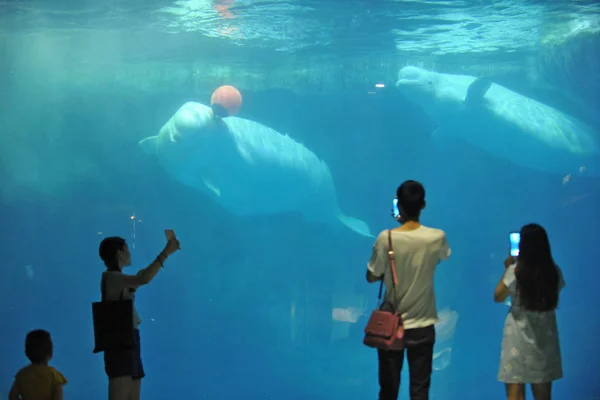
[{"xmin": 339, "ymin": 214, "xmax": 374, "ymax": 238}]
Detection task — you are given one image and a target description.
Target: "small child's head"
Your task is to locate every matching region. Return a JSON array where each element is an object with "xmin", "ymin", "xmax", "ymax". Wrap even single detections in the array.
[{"xmin": 25, "ymin": 329, "xmax": 53, "ymax": 364}]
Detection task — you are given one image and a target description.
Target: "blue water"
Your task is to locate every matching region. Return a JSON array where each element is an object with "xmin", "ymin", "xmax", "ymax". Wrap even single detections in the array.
[{"xmin": 1, "ymin": 1, "xmax": 600, "ymax": 399}]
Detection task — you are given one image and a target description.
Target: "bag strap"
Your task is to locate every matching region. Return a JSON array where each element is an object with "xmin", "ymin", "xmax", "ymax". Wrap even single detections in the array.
[
  {"xmin": 377, "ymin": 229, "xmax": 399, "ymax": 300},
  {"xmin": 387, "ymin": 229, "xmax": 399, "ymax": 287}
]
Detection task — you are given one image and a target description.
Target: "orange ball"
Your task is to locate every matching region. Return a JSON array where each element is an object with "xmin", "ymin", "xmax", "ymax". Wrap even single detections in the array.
[{"xmin": 210, "ymin": 85, "xmax": 242, "ymax": 117}]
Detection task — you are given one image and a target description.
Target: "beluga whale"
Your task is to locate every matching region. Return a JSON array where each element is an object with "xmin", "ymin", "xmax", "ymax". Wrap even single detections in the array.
[
  {"xmin": 396, "ymin": 66, "xmax": 600, "ymax": 177},
  {"xmin": 138, "ymin": 101, "xmax": 373, "ymax": 238}
]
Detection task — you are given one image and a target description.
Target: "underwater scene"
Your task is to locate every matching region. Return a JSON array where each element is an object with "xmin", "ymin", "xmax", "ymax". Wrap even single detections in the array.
[{"xmin": 1, "ymin": 0, "xmax": 600, "ymax": 399}]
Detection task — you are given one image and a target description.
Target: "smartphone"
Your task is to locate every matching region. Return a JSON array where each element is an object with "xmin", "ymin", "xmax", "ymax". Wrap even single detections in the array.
[
  {"xmin": 392, "ymin": 197, "xmax": 400, "ymax": 219},
  {"xmin": 165, "ymin": 229, "xmax": 176, "ymax": 241},
  {"xmin": 509, "ymin": 231, "xmax": 520, "ymax": 257}
]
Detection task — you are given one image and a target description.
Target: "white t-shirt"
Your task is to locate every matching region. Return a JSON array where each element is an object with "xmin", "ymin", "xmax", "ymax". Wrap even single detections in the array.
[
  {"xmin": 101, "ymin": 270, "xmax": 143, "ymax": 329},
  {"xmin": 367, "ymin": 226, "xmax": 451, "ymax": 329}
]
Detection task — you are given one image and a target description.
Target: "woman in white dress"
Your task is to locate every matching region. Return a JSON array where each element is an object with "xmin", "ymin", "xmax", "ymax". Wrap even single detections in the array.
[{"xmin": 493, "ymin": 223, "xmax": 565, "ymax": 400}]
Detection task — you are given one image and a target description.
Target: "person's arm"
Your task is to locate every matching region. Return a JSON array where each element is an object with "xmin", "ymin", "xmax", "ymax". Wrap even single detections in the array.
[
  {"xmin": 366, "ymin": 269, "xmax": 381, "ymax": 283},
  {"xmin": 119, "ymin": 239, "xmax": 180, "ymax": 287},
  {"xmin": 52, "ymin": 383, "xmax": 63, "ymax": 400},
  {"xmin": 494, "ymin": 273, "xmax": 511, "ymax": 303},
  {"xmin": 557, "ymin": 266, "xmax": 566, "ymax": 290},
  {"xmin": 494, "ymin": 258, "xmax": 516, "ymax": 303},
  {"xmin": 439, "ymin": 233, "xmax": 451, "ymax": 261},
  {"xmin": 113, "ymin": 254, "xmax": 167, "ymax": 288},
  {"xmin": 366, "ymin": 231, "xmax": 386, "ymax": 283},
  {"xmin": 135, "ymin": 252, "xmax": 168, "ymax": 285},
  {"xmin": 555, "ymin": 266, "xmax": 566, "ymax": 307},
  {"xmin": 8, "ymin": 380, "xmax": 20, "ymax": 400}
]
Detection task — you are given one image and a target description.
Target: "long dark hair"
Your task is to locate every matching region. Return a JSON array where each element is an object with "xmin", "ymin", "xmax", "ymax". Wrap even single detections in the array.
[{"xmin": 515, "ymin": 223, "xmax": 559, "ymax": 312}]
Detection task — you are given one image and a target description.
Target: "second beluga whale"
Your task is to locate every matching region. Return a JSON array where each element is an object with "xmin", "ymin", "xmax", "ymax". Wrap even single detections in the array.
[
  {"xmin": 138, "ymin": 102, "xmax": 373, "ymax": 238},
  {"xmin": 396, "ymin": 66, "xmax": 600, "ymax": 177}
]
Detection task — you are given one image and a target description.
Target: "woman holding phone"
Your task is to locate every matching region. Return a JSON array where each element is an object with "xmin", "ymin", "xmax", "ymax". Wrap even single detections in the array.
[
  {"xmin": 493, "ymin": 223, "xmax": 565, "ymax": 400},
  {"xmin": 98, "ymin": 232, "xmax": 180, "ymax": 400}
]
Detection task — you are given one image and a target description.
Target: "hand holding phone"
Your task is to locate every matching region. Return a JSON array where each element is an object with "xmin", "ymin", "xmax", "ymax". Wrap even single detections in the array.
[
  {"xmin": 509, "ymin": 231, "xmax": 520, "ymax": 257},
  {"xmin": 165, "ymin": 229, "xmax": 176, "ymax": 241},
  {"xmin": 392, "ymin": 197, "xmax": 400, "ymax": 220},
  {"xmin": 504, "ymin": 231, "xmax": 520, "ymax": 268},
  {"xmin": 163, "ymin": 229, "xmax": 181, "ymax": 256}
]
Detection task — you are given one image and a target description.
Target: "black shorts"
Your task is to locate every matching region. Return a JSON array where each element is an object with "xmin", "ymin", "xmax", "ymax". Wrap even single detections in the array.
[{"xmin": 104, "ymin": 329, "xmax": 145, "ymax": 380}]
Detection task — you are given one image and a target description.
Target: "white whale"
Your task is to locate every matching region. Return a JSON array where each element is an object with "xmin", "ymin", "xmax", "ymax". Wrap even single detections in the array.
[
  {"xmin": 396, "ymin": 66, "xmax": 600, "ymax": 177},
  {"xmin": 138, "ymin": 102, "xmax": 373, "ymax": 238}
]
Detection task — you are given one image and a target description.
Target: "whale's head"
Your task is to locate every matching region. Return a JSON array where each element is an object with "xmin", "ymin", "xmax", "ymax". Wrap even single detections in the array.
[
  {"xmin": 155, "ymin": 101, "xmax": 237, "ymax": 162},
  {"xmin": 396, "ymin": 66, "xmax": 439, "ymax": 104},
  {"xmin": 396, "ymin": 66, "xmax": 468, "ymax": 122},
  {"xmin": 168, "ymin": 102, "xmax": 220, "ymax": 145},
  {"xmin": 137, "ymin": 101, "xmax": 235, "ymax": 174}
]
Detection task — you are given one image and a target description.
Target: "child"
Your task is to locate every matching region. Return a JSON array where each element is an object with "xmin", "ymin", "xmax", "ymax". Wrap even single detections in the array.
[{"xmin": 9, "ymin": 329, "xmax": 67, "ymax": 400}]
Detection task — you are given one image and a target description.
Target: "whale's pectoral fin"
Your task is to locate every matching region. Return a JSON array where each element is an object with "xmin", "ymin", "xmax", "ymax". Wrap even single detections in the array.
[
  {"xmin": 465, "ymin": 77, "xmax": 492, "ymax": 106},
  {"xmin": 138, "ymin": 136, "xmax": 159, "ymax": 155},
  {"xmin": 202, "ymin": 178, "xmax": 221, "ymax": 197},
  {"xmin": 339, "ymin": 214, "xmax": 374, "ymax": 238}
]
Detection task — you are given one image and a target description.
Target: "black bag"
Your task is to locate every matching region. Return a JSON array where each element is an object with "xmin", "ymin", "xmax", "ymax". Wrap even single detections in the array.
[{"xmin": 92, "ymin": 273, "xmax": 135, "ymax": 353}]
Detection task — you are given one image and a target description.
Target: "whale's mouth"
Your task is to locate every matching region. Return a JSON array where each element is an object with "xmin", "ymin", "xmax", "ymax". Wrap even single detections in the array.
[{"xmin": 396, "ymin": 78, "xmax": 417, "ymax": 87}]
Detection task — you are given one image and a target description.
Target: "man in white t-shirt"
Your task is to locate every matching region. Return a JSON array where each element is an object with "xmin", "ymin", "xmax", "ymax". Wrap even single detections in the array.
[{"xmin": 366, "ymin": 180, "xmax": 451, "ymax": 400}]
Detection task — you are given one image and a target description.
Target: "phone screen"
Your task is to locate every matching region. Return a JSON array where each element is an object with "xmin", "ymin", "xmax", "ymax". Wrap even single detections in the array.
[
  {"xmin": 509, "ymin": 232, "xmax": 520, "ymax": 257},
  {"xmin": 393, "ymin": 198, "xmax": 400, "ymax": 219},
  {"xmin": 165, "ymin": 229, "xmax": 176, "ymax": 241}
]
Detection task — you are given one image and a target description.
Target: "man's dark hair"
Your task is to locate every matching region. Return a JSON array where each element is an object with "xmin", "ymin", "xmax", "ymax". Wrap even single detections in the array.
[
  {"xmin": 25, "ymin": 329, "xmax": 53, "ymax": 364},
  {"xmin": 396, "ymin": 180, "xmax": 426, "ymax": 219},
  {"xmin": 99, "ymin": 236, "xmax": 126, "ymax": 270}
]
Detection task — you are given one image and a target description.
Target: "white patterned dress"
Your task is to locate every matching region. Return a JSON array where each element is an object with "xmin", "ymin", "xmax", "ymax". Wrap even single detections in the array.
[{"xmin": 498, "ymin": 264, "xmax": 565, "ymax": 384}]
